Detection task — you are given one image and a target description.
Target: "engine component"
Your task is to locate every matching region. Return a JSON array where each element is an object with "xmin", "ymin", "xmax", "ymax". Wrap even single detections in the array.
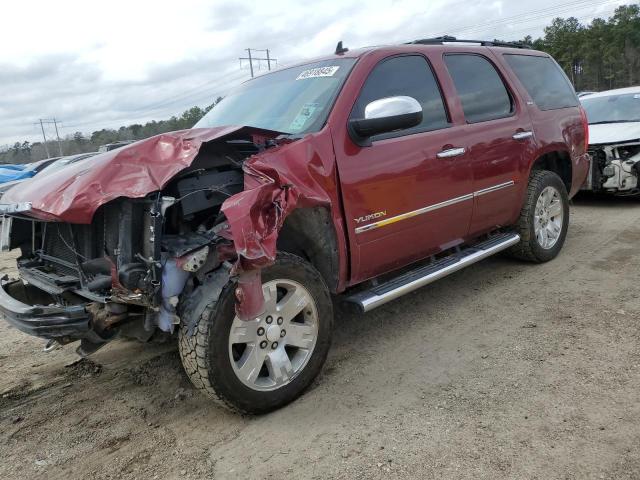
[
  {"xmin": 589, "ymin": 143, "xmax": 640, "ymax": 194},
  {"xmin": 118, "ymin": 263, "xmax": 148, "ymax": 290},
  {"xmin": 602, "ymin": 155, "xmax": 640, "ymax": 192},
  {"xmin": 176, "ymin": 170, "xmax": 243, "ymax": 217},
  {"xmin": 157, "ymin": 259, "xmax": 190, "ymax": 332},
  {"xmin": 176, "ymin": 246, "xmax": 210, "ymax": 272},
  {"xmin": 602, "ymin": 164, "xmax": 615, "ymax": 177}
]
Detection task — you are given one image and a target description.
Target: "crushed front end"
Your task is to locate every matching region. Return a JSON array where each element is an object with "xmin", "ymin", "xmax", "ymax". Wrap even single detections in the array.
[
  {"xmin": 585, "ymin": 141, "xmax": 640, "ymax": 195},
  {"xmin": 0, "ymin": 121, "xmax": 340, "ymax": 358},
  {"xmin": 0, "ymin": 128, "xmax": 271, "ymax": 355}
]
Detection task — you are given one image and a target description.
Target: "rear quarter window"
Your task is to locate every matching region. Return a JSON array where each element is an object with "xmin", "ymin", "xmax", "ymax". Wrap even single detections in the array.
[{"xmin": 504, "ymin": 54, "xmax": 579, "ymax": 111}]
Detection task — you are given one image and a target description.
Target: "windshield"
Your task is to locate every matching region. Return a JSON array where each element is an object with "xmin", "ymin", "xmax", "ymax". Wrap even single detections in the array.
[
  {"xmin": 194, "ymin": 58, "xmax": 356, "ymax": 134},
  {"xmin": 581, "ymin": 93, "xmax": 640, "ymax": 124}
]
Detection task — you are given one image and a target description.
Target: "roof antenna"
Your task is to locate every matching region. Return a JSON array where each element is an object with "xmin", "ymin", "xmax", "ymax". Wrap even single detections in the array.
[{"xmin": 335, "ymin": 41, "xmax": 349, "ymax": 55}]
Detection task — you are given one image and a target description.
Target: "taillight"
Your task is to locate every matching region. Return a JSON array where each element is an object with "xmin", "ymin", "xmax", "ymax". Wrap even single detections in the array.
[{"xmin": 579, "ymin": 105, "xmax": 589, "ymax": 154}]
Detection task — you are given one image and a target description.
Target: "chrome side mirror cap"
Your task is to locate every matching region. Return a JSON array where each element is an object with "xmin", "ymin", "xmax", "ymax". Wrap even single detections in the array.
[{"xmin": 349, "ymin": 96, "xmax": 423, "ymax": 145}]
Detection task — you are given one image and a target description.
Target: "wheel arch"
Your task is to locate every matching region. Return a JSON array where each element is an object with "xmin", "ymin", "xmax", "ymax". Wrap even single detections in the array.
[
  {"xmin": 276, "ymin": 206, "xmax": 340, "ymax": 293},
  {"xmin": 530, "ymin": 150, "xmax": 572, "ymax": 193}
]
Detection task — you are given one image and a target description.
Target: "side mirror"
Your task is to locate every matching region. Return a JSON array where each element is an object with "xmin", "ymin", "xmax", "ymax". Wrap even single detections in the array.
[{"xmin": 349, "ymin": 96, "xmax": 423, "ymax": 144}]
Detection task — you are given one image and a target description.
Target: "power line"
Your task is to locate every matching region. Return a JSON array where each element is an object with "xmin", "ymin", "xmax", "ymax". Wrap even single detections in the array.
[
  {"xmin": 446, "ymin": 0, "xmax": 620, "ymax": 38},
  {"xmin": 493, "ymin": 7, "xmax": 620, "ymax": 40},
  {"xmin": 447, "ymin": 0, "xmax": 616, "ymax": 35},
  {"xmin": 402, "ymin": 0, "xmax": 619, "ymax": 42}
]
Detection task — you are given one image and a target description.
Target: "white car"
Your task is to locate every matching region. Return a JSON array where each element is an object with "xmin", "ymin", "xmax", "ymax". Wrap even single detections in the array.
[{"xmin": 580, "ymin": 86, "xmax": 640, "ymax": 195}]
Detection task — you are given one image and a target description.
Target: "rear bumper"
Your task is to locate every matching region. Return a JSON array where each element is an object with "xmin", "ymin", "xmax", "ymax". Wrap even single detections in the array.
[{"xmin": 0, "ymin": 277, "xmax": 90, "ymax": 339}]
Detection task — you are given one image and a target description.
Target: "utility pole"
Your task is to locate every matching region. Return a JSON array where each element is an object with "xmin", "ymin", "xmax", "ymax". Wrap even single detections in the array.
[
  {"xmin": 35, "ymin": 118, "xmax": 64, "ymax": 157},
  {"xmin": 239, "ymin": 49, "xmax": 277, "ymax": 78},
  {"xmin": 38, "ymin": 119, "xmax": 50, "ymax": 158},
  {"xmin": 245, "ymin": 48, "xmax": 254, "ymax": 78},
  {"xmin": 52, "ymin": 117, "xmax": 63, "ymax": 156},
  {"xmin": 266, "ymin": 49, "xmax": 273, "ymax": 71}
]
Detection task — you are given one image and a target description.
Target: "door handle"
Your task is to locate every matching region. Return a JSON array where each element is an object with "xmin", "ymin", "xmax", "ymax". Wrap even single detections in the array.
[
  {"xmin": 512, "ymin": 131, "xmax": 533, "ymax": 140},
  {"xmin": 436, "ymin": 147, "xmax": 466, "ymax": 159}
]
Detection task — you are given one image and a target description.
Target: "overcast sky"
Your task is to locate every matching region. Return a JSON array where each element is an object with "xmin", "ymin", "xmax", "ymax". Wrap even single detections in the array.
[{"xmin": 0, "ymin": 0, "xmax": 627, "ymax": 147}]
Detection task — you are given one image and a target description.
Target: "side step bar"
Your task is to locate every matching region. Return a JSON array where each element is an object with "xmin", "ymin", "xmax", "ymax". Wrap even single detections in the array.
[{"xmin": 346, "ymin": 232, "xmax": 520, "ymax": 313}]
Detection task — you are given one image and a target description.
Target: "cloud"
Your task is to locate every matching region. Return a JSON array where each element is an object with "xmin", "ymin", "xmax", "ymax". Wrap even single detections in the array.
[{"xmin": 0, "ymin": 0, "xmax": 627, "ymax": 146}]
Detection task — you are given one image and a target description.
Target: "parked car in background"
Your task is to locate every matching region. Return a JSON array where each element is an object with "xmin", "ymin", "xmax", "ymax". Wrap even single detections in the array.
[
  {"xmin": 0, "ymin": 153, "xmax": 97, "ymax": 198},
  {"xmin": 0, "ymin": 38, "xmax": 588, "ymax": 413},
  {"xmin": 35, "ymin": 152, "xmax": 98, "ymax": 176},
  {"xmin": 0, "ymin": 164, "xmax": 33, "ymax": 184},
  {"xmin": 0, "ymin": 156, "xmax": 62, "ymax": 185},
  {"xmin": 98, "ymin": 140, "xmax": 135, "ymax": 152},
  {"xmin": 577, "ymin": 91, "xmax": 597, "ymax": 98},
  {"xmin": 580, "ymin": 86, "xmax": 640, "ymax": 196}
]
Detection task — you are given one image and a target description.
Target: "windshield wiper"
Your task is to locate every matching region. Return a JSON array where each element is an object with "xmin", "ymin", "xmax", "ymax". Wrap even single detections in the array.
[{"xmin": 589, "ymin": 120, "xmax": 640, "ymax": 125}]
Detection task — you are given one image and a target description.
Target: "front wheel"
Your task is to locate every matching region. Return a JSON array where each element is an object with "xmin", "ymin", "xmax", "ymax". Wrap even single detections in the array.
[
  {"xmin": 178, "ymin": 252, "xmax": 333, "ymax": 414},
  {"xmin": 507, "ymin": 170, "xmax": 570, "ymax": 262}
]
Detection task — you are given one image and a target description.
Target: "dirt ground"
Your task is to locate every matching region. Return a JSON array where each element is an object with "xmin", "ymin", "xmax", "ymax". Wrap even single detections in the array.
[{"xmin": 1, "ymin": 194, "xmax": 639, "ymax": 480}]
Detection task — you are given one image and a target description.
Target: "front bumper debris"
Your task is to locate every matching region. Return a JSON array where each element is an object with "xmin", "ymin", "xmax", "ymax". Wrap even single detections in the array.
[
  {"xmin": 0, "ymin": 202, "xmax": 32, "ymax": 215},
  {"xmin": 0, "ymin": 277, "xmax": 90, "ymax": 339}
]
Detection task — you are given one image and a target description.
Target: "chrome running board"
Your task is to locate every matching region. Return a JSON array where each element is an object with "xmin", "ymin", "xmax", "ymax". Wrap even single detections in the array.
[{"xmin": 346, "ymin": 232, "xmax": 520, "ymax": 313}]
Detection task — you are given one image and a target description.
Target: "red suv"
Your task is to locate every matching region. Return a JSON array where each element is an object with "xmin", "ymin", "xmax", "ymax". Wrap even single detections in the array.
[{"xmin": 0, "ymin": 37, "xmax": 589, "ymax": 413}]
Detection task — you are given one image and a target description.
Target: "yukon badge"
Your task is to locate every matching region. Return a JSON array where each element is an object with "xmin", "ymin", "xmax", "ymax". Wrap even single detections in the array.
[{"xmin": 354, "ymin": 211, "xmax": 387, "ymax": 224}]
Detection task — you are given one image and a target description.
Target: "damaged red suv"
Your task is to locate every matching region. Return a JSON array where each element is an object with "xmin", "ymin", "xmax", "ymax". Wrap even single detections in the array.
[{"xmin": 0, "ymin": 38, "xmax": 589, "ymax": 413}]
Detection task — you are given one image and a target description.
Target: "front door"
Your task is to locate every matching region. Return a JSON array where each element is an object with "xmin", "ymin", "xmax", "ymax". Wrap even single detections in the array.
[{"xmin": 334, "ymin": 54, "xmax": 473, "ymax": 282}]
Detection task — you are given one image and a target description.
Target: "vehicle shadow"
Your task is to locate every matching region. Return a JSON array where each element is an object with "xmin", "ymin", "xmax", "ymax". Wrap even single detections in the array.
[{"xmin": 572, "ymin": 191, "xmax": 640, "ymax": 208}]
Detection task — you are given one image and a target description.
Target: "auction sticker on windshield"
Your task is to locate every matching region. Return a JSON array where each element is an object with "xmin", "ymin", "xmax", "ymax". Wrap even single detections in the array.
[{"xmin": 296, "ymin": 66, "xmax": 340, "ymax": 80}]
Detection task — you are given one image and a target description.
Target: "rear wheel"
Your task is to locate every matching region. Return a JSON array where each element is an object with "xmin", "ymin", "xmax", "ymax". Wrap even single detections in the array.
[
  {"xmin": 178, "ymin": 252, "xmax": 333, "ymax": 414},
  {"xmin": 507, "ymin": 170, "xmax": 570, "ymax": 262}
]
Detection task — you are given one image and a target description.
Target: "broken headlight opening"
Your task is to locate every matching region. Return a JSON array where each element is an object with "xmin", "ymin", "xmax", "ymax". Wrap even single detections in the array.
[{"xmin": 587, "ymin": 142, "xmax": 640, "ymax": 195}]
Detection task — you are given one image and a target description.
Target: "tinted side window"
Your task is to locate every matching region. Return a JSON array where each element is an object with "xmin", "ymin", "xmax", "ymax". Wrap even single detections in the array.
[
  {"xmin": 352, "ymin": 55, "xmax": 449, "ymax": 136},
  {"xmin": 444, "ymin": 54, "xmax": 513, "ymax": 123},
  {"xmin": 504, "ymin": 54, "xmax": 579, "ymax": 110}
]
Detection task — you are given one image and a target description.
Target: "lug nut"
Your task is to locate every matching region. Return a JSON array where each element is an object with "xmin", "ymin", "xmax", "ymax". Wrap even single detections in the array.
[
  {"xmin": 280, "ymin": 329, "xmax": 286, "ymax": 337},
  {"xmin": 277, "ymin": 317, "xmax": 283, "ymax": 325},
  {"xmin": 257, "ymin": 327, "xmax": 265, "ymax": 336},
  {"xmin": 266, "ymin": 315, "xmax": 273, "ymax": 324},
  {"xmin": 271, "ymin": 342, "xmax": 278, "ymax": 349},
  {"xmin": 260, "ymin": 340, "xmax": 268, "ymax": 349}
]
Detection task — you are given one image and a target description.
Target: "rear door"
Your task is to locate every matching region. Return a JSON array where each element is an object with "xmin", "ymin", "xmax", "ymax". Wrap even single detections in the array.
[
  {"xmin": 334, "ymin": 54, "xmax": 473, "ymax": 282},
  {"xmin": 442, "ymin": 52, "xmax": 535, "ymax": 235}
]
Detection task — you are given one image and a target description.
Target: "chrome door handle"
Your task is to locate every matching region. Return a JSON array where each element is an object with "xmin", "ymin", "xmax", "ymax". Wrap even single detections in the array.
[
  {"xmin": 436, "ymin": 147, "xmax": 466, "ymax": 159},
  {"xmin": 512, "ymin": 131, "xmax": 533, "ymax": 140}
]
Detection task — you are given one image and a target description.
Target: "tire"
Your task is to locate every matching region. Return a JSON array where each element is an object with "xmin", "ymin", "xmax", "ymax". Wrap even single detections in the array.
[
  {"xmin": 507, "ymin": 170, "xmax": 570, "ymax": 263},
  {"xmin": 178, "ymin": 252, "xmax": 333, "ymax": 414}
]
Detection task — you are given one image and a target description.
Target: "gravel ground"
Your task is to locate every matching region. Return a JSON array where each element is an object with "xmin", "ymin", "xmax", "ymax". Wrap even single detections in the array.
[{"xmin": 0, "ymin": 194, "xmax": 639, "ymax": 480}]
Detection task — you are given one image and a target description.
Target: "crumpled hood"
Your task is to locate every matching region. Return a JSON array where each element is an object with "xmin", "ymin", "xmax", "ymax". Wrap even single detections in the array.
[
  {"xmin": 1, "ymin": 126, "xmax": 280, "ymax": 223},
  {"xmin": 589, "ymin": 122, "xmax": 640, "ymax": 145}
]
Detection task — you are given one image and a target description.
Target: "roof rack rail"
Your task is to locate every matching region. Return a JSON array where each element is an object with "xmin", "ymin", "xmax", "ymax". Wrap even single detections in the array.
[{"xmin": 407, "ymin": 35, "xmax": 531, "ymax": 49}]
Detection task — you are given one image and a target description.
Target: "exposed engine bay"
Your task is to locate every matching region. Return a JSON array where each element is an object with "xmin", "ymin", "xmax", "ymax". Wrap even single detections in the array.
[
  {"xmin": 3, "ymin": 134, "xmax": 268, "ymax": 354},
  {"xmin": 585, "ymin": 142, "xmax": 640, "ymax": 195}
]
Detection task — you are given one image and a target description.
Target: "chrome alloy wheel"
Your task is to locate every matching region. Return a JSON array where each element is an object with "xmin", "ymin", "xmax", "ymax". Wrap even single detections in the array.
[
  {"xmin": 229, "ymin": 279, "xmax": 319, "ymax": 391},
  {"xmin": 534, "ymin": 186, "xmax": 564, "ymax": 249}
]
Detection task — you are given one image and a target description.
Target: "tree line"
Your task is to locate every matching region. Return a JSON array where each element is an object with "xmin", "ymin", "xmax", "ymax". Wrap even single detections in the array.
[
  {"xmin": 1, "ymin": 3, "xmax": 639, "ymax": 165},
  {"xmin": 0, "ymin": 99, "xmax": 221, "ymax": 165},
  {"xmin": 520, "ymin": 3, "xmax": 640, "ymax": 92}
]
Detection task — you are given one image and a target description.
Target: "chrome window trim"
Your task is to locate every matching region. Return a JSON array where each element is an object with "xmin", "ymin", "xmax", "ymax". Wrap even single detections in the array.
[{"xmin": 355, "ymin": 180, "xmax": 515, "ymax": 234}]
